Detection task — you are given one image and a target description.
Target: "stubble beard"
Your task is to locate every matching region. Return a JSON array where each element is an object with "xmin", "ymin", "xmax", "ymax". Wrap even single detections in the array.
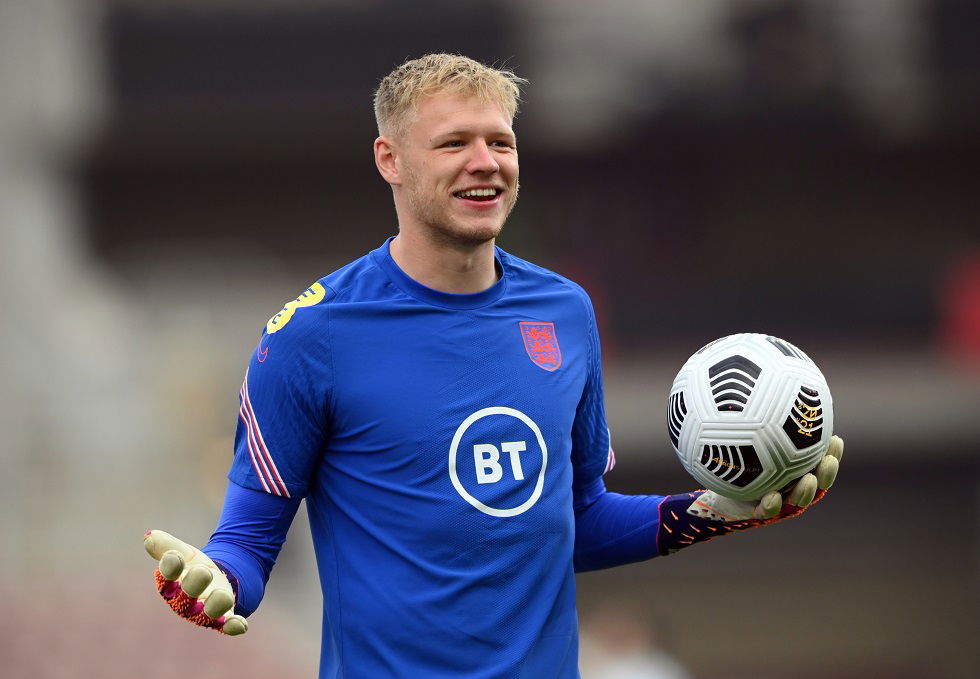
[{"xmin": 403, "ymin": 174, "xmax": 520, "ymax": 249}]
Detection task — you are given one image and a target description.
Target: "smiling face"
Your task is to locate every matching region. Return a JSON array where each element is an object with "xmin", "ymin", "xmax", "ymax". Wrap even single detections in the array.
[{"xmin": 377, "ymin": 91, "xmax": 519, "ymax": 249}]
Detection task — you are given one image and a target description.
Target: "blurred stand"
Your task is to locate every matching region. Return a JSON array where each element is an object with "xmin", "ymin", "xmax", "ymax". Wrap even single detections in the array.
[
  {"xmin": 580, "ymin": 600, "xmax": 691, "ymax": 679},
  {"xmin": 0, "ymin": 0, "xmax": 148, "ymax": 580},
  {"xmin": 1, "ymin": 0, "xmax": 977, "ymax": 677},
  {"xmin": 0, "ymin": 3, "xmax": 317, "ymax": 675}
]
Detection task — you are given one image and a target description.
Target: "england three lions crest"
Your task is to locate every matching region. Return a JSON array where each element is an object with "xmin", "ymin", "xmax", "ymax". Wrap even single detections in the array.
[{"xmin": 519, "ymin": 322, "xmax": 562, "ymax": 372}]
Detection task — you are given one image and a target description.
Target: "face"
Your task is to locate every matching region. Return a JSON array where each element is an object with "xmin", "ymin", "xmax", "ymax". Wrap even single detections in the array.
[{"xmin": 382, "ymin": 91, "xmax": 519, "ymax": 248}]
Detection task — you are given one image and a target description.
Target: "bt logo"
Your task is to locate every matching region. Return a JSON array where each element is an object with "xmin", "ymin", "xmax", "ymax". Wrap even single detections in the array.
[
  {"xmin": 448, "ymin": 407, "xmax": 547, "ymax": 518},
  {"xmin": 473, "ymin": 441, "xmax": 527, "ymax": 484}
]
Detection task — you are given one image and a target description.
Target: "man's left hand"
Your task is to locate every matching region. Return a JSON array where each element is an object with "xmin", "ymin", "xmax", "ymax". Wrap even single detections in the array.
[
  {"xmin": 655, "ymin": 435, "xmax": 843, "ymax": 555},
  {"xmin": 689, "ymin": 434, "xmax": 843, "ymax": 524}
]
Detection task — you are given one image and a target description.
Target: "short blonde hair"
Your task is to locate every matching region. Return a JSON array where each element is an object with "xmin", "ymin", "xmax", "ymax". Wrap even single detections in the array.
[{"xmin": 373, "ymin": 53, "xmax": 527, "ymax": 138}]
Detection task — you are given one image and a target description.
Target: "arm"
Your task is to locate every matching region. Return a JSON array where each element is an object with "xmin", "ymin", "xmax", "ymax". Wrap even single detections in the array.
[
  {"xmin": 144, "ymin": 283, "xmax": 332, "ymax": 634},
  {"xmin": 203, "ymin": 480, "xmax": 302, "ymax": 617},
  {"xmin": 573, "ymin": 435, "xmax": 843, "ymax": 572},
  {"xmin": 573, "ymin": 476, "xmax": 664, "ymax": 572}
]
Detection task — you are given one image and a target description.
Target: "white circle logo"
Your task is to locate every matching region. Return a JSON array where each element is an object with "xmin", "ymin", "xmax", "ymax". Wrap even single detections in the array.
[{"xmin": 448, "ymin": 407, "xmax": 548, "ymax": 517}]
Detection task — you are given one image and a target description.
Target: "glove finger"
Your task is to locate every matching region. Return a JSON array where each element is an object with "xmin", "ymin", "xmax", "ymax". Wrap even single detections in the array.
[
  {"xmin": 787, "ymin": 473, "xmax": 817, "ymax": 507},
  {"xmin": 181, "ymin": 565, "xmax": 213, "ymax": 598},
  {"xmin": 144, "ymin": 530, "xmax": 197, "ymax": 561},
  {"xmin": 159, "ymin": 550, "xmax": 185, "ymax": 581},
  {"xmin": 826, "ymin": 435, "xmax": 844, "ymax": 462},
  {"xmin": 757, "ymin": 490, "xmax": 782, "ymax": 519},
  {"xmin": 815, "ymin": 454, "xmax": 839, "ymax": 490},
  {"xmin": 203, "ymin": 589, "xmax": 234, "ymax": 620},
  {"xmin": 222, "ymin": 615, "xmax": 248, "ymax": 636}
]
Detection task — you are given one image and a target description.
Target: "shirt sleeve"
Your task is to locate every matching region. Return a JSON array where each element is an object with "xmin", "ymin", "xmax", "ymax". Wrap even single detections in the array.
[
  {"xmin": 570, "ymin": 292, "xmax": 615, "ymax": 491},
  {"xmin": 573, "ymin": 480, "xmax": 742, "ymax": 571},
  {"xmin": 203, "ymin": 480, "xmax": 302, "ymax": 617},
  {"xmin": 228, "ymin": 284, "xmax": 332, "ymax": 498},
  {"xmin": 572, "ymin": 476, "xmax": 666, "ymax": 572}
]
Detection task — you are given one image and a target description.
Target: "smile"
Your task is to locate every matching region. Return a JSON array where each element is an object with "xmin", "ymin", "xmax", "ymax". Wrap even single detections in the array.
[{"xmin": 453, "ymin": 187, "xmax": 502, "ymax": 202}]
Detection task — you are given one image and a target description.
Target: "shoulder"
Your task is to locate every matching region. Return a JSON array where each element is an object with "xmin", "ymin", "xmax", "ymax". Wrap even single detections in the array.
[
  {"xmin": 261, "ymin": 249, "xmax": 392, "ymax": 348},
  {"xmin": 498, "ymin": 248, "xmax": 596, "ymax": 319},
  {"xmin": 317, "ymin": 249, "xmax": 395, "ymax": 304}
]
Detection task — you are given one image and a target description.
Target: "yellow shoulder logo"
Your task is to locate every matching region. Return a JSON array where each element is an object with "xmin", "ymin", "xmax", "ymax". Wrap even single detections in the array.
[{"xmin": 266, "ymin": 282, "xmax": 326, "ymax": 334}]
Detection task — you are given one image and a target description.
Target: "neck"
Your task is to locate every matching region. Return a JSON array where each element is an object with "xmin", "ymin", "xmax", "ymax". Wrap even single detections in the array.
[{"xmin": 389, "ymin": 230, "xmax": 499, "ymax": 295}]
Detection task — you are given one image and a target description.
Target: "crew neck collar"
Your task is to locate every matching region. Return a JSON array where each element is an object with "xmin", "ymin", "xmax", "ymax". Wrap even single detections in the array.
[{"xmin": 372, "ymin": 236, "xmax": 507, "ymax": 310}]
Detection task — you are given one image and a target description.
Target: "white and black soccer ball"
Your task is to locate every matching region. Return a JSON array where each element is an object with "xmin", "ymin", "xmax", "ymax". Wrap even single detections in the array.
[{"xmin": 667, "ymin": 333, "xmax": 834, "ymax": 501}]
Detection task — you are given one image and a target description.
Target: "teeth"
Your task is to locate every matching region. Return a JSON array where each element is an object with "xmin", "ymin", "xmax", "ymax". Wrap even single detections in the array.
[{"xmin": 456, "ymin": 188, "xmax": 498, "ymax": 198}]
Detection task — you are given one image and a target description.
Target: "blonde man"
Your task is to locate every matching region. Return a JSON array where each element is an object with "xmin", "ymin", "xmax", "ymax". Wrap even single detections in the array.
[{"xmin": 145, "ymin": 54, "xmax": 842, "ymax": 678}]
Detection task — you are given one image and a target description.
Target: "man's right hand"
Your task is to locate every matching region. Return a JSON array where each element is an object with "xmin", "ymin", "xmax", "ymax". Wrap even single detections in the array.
[{"xmin": 143, "ymin": 529, "xmax": 248, "ymax": 636}]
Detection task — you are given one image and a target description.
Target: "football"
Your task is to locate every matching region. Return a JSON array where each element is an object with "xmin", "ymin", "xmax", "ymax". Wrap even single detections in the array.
[{"xmin": 667, "ymin": 333, "xmax": 834, "ymax": 501}]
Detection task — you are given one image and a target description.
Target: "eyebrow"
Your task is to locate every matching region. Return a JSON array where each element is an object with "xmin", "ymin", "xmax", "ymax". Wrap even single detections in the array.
[{"xmin": 432, "ymin": 129, "xmax": 517, "ymax": 142}]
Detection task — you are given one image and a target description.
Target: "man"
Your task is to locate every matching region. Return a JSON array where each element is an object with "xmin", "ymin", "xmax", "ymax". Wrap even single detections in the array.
[{"xmin": 144, "ymin": 54, "xmax": 842, "ymax": 678}]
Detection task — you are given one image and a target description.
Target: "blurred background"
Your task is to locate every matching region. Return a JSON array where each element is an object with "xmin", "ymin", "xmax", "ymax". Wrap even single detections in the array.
[{"xmin": 1, "ymin": 0, "xmax": 977, "ymax": 677}]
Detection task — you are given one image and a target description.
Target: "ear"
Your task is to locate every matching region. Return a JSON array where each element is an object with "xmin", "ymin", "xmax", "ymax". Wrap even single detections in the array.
[{"xmin": 374, "ymin": 136, "xmax": 401, "ymax": 186}]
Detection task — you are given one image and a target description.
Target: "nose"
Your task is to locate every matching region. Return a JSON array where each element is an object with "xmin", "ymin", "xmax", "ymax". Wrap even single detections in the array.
[{"xmin": 466, "ymin": 139, "xmax": 499, "ymax": 174}]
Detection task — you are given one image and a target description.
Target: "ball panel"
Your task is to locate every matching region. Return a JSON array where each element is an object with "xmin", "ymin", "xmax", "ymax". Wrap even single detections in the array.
[
  {"xmin": 782, "ymin": 386, "xmax": 825, "ymax": 450},
  {"xmin": 667, "ymin": 390, "xmax": 687, "ymax": 449},
  {"xmin": 707, "ymin": 354, "xmax": 762, "ymax": 413}
]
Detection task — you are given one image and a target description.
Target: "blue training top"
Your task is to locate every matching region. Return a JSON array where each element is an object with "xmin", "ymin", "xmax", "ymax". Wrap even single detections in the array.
[{"xmin": 225, "ymin": 237, "xmax": 615, "ymax": 678}]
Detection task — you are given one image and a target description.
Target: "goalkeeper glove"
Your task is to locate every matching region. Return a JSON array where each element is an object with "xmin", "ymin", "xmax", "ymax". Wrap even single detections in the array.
[
  {"xmin": 656, "ymin": 435, "xmax": 843, "ymax": 555},
  {"xmin": 143, "ymin": 529, "xmax": 248, "ymax": 636}
]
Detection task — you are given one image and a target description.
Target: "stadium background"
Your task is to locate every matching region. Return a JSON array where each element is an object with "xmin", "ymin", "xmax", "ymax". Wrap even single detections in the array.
[{"xmin": 1, "ymin": 1, "xmax": 977, "ymax": 677}]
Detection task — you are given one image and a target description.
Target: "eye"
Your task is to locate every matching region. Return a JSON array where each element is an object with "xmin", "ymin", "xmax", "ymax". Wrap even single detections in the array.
[
  {"xmin": 442, "ymin": 140, "xmax": 464, "ymax": 148},
  {"xmin": 491, "ymin": 140, "xmax": 516, "ymax": 149}
]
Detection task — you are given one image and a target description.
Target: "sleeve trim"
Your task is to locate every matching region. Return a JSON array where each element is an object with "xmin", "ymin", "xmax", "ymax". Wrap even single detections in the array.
[
  {"xmin": 604, "ymin": 435, "xmax": 616, "ymax": 475},
  {"xmin": 238, "ymin": 369, "xmax": 291, "ymax": 498}
]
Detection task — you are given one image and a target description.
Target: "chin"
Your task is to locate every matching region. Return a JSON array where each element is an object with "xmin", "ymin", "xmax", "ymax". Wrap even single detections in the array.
[
  {"xmin": 423, "ymin": 217, "xmax": 505, "ymax": 248},
  {"xmin": 444, "ymin": 222, "xmax": 504, "ymax": 247}
]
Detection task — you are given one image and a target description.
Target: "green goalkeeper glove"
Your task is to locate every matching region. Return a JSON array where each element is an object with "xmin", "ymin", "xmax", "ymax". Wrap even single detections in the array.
[
  {"xmin": 656, "ymin": 435, "xmax": 843, "ymax": 554},
  {"xmin": 143, "ymin": 530, "xmax": 248, "ymax": 636},
  {"xmin": 690, "ymin": 434, "xmax": 843, "ymax": 523}
]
